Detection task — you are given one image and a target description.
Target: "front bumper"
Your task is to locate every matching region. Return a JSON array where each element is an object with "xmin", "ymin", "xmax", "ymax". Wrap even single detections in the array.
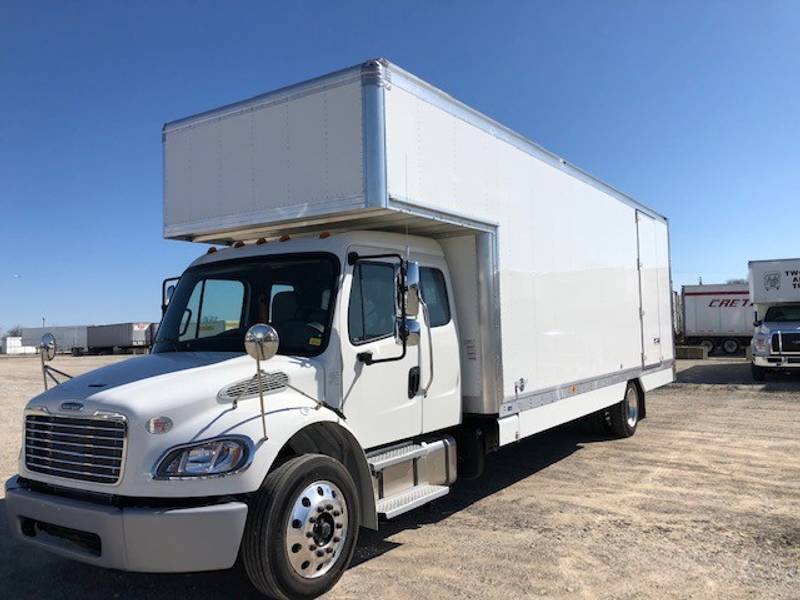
[
  {"xmin": 753, "ymin": 355, "xmax": 800, "ymax": 368},
  {"xmin": 4, "ymin": 476, "xmax": 248, "ymax": 572}
]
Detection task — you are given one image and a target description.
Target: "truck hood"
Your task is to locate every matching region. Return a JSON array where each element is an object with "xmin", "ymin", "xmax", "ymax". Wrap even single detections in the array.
[{"xmin": 27, "ymin": 352, "xmax": 325, "ymax": 420}]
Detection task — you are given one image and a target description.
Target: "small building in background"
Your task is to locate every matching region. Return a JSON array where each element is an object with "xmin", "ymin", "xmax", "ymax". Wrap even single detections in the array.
[{"xmin": 1, "ymin": 336, "xmax": 37, "ymax": 355}]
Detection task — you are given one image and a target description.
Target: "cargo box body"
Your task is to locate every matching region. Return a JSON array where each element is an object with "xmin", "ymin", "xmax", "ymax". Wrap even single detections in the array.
[
  {"xmin": 21, "ymin": 326, "xmax": 88, "ymax": 354},
  {"xmin": 87, "ymin": 322, "xmax": 151, "ymax": 350},
  {"xmin": 163, "ymin": 59, "xmax": 674, "ymax": 419},
  {"xmin": 682, "ymin": 284, "xmax": 753, "ymax": 338},
  {"xmin": 749, "ymin": 259, "xmax": 800, "ymax": 306}
]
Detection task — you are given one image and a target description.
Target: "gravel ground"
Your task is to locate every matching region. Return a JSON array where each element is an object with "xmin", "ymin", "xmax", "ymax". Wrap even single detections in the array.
[{"xmin": 1, "ymin": 355, "xmax": 798, "ymax": 599}]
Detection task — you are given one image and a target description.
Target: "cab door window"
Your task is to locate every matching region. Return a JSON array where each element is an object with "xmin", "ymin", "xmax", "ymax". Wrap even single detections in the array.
[{"xmin": 348, "ymin": 262, "xmax": 396, "ymax": 344}]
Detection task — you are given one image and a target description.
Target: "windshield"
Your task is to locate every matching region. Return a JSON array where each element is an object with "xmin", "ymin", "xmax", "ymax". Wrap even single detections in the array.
[
  {"xmin": 764, "ymin": 304, "xmax": 800, "ymax": 323},
  {"xmin": 154, "ymin": 253, "xmax": 339, "ymax": 355}
]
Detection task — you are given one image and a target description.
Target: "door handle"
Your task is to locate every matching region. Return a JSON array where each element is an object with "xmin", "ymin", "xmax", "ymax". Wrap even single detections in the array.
[
  {"xmin": 653, "ymin": 337, "xmax": 661, "ymax": 344},
  {"xmin": 408, "ymin": 367, "xmax": 420, "ymax": 399}
]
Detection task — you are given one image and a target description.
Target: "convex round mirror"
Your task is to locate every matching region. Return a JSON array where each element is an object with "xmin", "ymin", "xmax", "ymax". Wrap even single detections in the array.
[
  {"xmin": 40, "ymin": 333, "xmax": 56, "ymax": 362},
  {"xmin": 244, "ymin": 324, "xmax": 279, "ymax": 361}
]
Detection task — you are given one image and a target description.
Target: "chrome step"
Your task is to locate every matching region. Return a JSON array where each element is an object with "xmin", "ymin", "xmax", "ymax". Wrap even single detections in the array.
[
  {"xmin": 376, "ymin": 484, "xmax": 449, "ymax": 519},
  {"xmin": 367, "ymin": 442, "xmax": 428, "ymax": 473}
]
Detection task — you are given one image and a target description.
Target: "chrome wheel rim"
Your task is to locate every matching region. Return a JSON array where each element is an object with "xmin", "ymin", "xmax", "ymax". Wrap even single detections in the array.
[
  {"xmin": 285, "ymin": 480, "xmax": 348, "ymax": 579},
  {"xmin": 625, "ymin": 386, "xmax": 639, "ymax": 428}
]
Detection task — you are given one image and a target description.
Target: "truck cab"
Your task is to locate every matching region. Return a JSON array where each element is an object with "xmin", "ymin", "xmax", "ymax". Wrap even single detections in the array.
[{"xmin": 748, "ymin": 259, "xmax": 800, "ymax": 381}]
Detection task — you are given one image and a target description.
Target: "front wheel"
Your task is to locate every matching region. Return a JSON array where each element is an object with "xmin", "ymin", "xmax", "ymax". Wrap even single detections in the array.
[
  {"xmin": 242, "ymin": 454, "xmax": 360, "ymax": 600},
  {"xmin": 751, "ymin": 364, "xmax": 767, "ymax": 382},
  {"xmin": 608, "ymin": 382, "xmax": 641, "ymax": 438}
]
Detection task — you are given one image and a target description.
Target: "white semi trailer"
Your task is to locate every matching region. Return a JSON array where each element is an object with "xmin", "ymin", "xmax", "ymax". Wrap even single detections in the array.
[
  {"xmin": 681, "ymin": 283, "xmax": 753, "ymax": 354},
  {"xmin": 5, "ymin": 60, "xmax": 674, "ymax": 599},
  {"xmin": 749, "ymin": 258, "xmax": 800, "ymax": 381}
]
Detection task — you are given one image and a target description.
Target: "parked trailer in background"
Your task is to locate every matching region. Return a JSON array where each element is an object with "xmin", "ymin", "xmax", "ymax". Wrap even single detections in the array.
[
  {"xmin": 87, "ymin": 322, "xmax": 151, "ymax": 354},
  {"xmin": 6, "ymin": 59, "xmax": 674, "ymax": 599},
  {"xmin": 21, "ymin": 326, "xmax": 88, "ymax": 355},
  {"xmin": 749, "ymin": 258, "xmax": 800, "ymax": 381},
  {"xmin": 681, "ymin": 284, "xmax": 753, "ymax": 354}
]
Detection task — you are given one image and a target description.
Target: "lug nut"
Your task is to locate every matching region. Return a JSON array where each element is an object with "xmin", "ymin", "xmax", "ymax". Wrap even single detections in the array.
[
  {"xmin": 326, "ymin": 547, "xmax": 333, "ymax": 554},
  {"xmin": 306, "ymin": 532, "xmax": 313, "ymax": 538},
  {"xmin": 333, "ymin": 511, "xmax": 340, "ymax": 517},
  {"xmin": 309, "ymin": 517, "xmax": 316, "ymax": 523},
  {"xmin": 316, "ymin": 550, "xmax": 324, "ymax": 557},
  {"xmin": 335, "ymin": 523, "xmax": 343, "ymax": 529},
  {"xmin": 309, "ymin": 545, "xmax": 316, "ymax": 551},
  {"xmin": 333, "ymin": 536, "xmax": 340, "ymax": 543},
  {"xmin": 317, "ymin": 506, "xmax": 325, "ymax": 513},
  {"xmin": 326, "ymin": 504, "xmax": 333, "ymax": 510}
]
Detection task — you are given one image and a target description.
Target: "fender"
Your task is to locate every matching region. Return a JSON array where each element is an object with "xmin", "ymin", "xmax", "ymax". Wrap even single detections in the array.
[{"xmin": 272, "ymin": 421, "xmax": 378, "ymax": 530}]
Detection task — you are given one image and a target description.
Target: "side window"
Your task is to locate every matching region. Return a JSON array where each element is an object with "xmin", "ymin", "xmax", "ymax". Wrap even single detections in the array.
[
  {"xmin": 349, "ymin": 262, "xmax": 396, "ymax": 344},
  {"xmin": 420, "ymin": 267, "xmax": 451, "ymax": 327}
]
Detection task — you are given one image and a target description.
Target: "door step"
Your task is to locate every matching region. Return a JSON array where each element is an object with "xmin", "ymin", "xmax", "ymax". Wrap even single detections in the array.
[
  {"xmin": 367, "ymin": 442, "xmax": 428, "ymax": 473},
  {"xmin": 376, "ymin": 484, "xmax": 449, "ymax": 519}
]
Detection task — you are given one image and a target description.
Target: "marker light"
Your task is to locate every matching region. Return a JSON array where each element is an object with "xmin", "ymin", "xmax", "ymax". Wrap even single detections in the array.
[{"xmin": 146, "ymin": 416, "xmax": 173, "ymax": 434}]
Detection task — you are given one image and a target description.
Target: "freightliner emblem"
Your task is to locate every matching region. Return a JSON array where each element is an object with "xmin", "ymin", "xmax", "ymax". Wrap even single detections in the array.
[{"xmin": 60, "ymin": 401, "xmax": 84, "ymax": 412}]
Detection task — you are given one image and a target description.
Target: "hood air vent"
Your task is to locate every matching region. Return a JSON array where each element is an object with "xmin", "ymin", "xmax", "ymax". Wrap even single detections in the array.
[{"xmin": 218, "ymin": 371, "xmax": 289, "ymax": 402}]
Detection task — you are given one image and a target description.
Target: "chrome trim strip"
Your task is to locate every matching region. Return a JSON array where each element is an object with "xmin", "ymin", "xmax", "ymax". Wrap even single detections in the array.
[
  {"xmin": 151, "ymin": 434, "xmax": 255, "ymax": 481},
  {"xmin": 361, "ymin": 59, "xmax": 388, "ymax": 210},
  {"xmin": 477, "ymin": 230, "xmax": 504, "ymax": 414},
  {"xmin": 499, "ymin": 360, "xmax": 674, "ymax": 417}
]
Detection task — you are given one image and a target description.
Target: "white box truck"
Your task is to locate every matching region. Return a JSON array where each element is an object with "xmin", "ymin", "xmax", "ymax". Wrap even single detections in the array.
[
  {"xmin": 749, "ymin": 258, "xmax": 800, "ymax": 381},
  {"xmin": 681, "ymin": 283, "xmax": 753, "ymax": 354},
  {"xmin": 5, "ymin": 59, "xmax": 674, "ymax": 599}
]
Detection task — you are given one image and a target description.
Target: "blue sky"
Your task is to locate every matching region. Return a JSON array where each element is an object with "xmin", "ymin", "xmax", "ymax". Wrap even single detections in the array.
[{"xmin": 2, "ymin": 1, "xmax": 798, "ymax": 330}]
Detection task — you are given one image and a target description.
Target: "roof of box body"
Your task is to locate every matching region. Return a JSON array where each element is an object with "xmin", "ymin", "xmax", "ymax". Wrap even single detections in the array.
[{"xmin": 163, "ymin": 58, "xmax": 667, "ymax": 225}]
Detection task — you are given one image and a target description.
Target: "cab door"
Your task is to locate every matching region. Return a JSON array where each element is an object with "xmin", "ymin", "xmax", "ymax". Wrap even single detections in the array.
[{"xmin": 339, "ymin": 249, "xmax": 422, "ymax": 449}]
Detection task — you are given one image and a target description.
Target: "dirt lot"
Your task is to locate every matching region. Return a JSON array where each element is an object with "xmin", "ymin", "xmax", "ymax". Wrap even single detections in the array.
[{"xmin": 1, "ymin": 355, "xmax": 798, "ymax": 599}]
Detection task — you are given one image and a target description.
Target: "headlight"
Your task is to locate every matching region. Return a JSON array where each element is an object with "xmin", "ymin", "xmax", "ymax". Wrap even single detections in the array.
[
  {"xmin": 154, "ymin": 436, "xmax": 252, "ymax": 479},
  {"xmin": 753, "ymin": 335, "xmax": 769, "ymax": 354}
]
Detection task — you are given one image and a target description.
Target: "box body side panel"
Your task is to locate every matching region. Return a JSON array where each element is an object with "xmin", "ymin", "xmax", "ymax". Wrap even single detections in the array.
[{"xmin": 384, "ymin": 83, "xmax": 671, "ymax": 403}]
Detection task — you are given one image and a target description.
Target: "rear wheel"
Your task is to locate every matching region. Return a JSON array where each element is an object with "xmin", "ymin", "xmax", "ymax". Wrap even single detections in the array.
[
  {"xmin": 751, "ymin": 364, "xmax": 767, "ymax": 382},
  {"xmin": 722, "ymin": 338, "xmax": 740, "ymax": 354},
  {"xmin": 608, "ymin": 382, "xmax": 640, "ymax": 438},
  {"xmin": 699, "ymin": 339, "xmax": 715, "ymax": 355},
  {"xmin": 243, "ymin": 454, "xmax": 360, "ymax": 600}
]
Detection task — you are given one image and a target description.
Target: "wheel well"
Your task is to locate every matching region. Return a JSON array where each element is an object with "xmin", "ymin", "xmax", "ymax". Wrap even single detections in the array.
[
  {"xmin": 272, "ymin": 422, "xmax": 378, "ymax": 530},
  {"xmin": 631, "ymin": 378, "xmax": 646, "ymax": 419}
]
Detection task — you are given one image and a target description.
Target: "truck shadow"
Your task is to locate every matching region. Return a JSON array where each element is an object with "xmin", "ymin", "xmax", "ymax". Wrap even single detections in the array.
[
  {"xmin": 677, "ymin": 360, "xmax": 800, "ymax": 390},
  {"xmin": 0, "ymin": 425, "xmax": 597, "ymax": 599}
]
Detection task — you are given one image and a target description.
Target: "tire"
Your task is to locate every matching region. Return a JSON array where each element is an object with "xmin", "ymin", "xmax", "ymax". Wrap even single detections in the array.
[
  {"xmin": 722, "ymin": 338, "xmax": 740, "ymax": 355},
  {"xmin": 243, "ymin": 454, "xmax": 360, "ymax": 600},
  {"xmin": 608, "ymin": 382, "xmax": 640, "ymax": 438},
  {"xmin": 751, "ymin": 364, "xmax": 767, "ymax": 382},
  {"xmin": 699, "ymin": 339, "xmax": 715, "ymax": 355}
]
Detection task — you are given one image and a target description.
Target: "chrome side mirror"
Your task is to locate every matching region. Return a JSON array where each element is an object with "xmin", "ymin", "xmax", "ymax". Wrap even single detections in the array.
[
  {"xmin": 395, "ymin": 318, "xmax": 421, "ymax": 347},
  {"xmin": 40, "ymin": 333, "xmax": 56, "ymax": 362},
  {"xmin": 405, "ymin": 261, "xmax": 421, "ymax": 318},
  {"xmin": 244, "ymin": 324, "xmax": 280, "ymax": 440},
  {"xmin": 244, "ymin": 324, "xmax": 279, "ymax": 361}
]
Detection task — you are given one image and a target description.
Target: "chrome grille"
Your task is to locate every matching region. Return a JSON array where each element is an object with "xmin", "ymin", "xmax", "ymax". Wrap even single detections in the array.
[
  {"xmin": 218, "ymin": 371, "xmax": 289, "ymax": 402},
  {"xmin": 25, "ymin": 414, "xmax": 126, "ymax": 484}
]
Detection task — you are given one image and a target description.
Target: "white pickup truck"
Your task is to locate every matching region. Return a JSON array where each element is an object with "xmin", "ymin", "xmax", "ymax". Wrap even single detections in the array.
[
  {"xmin": 749, "ymin": 258, "xmax": 800, "ymax": 381},
  {"xmin": 5, "ymin": 59, "xmax": 674, "ymax": 599}
]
